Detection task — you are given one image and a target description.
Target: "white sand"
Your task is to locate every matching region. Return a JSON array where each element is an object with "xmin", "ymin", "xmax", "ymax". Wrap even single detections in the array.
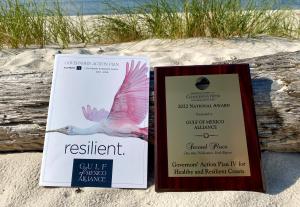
[
  {"xmin": 1, "ymin": 37, "xmax": 300, "ymax": 71},
  {"xmin": 0, "ymin": 152, "xmax": 299, "ymax": 207},
  {"xmin": 0, "ymin": 37, "xmax": 300, "ymax": 206}
]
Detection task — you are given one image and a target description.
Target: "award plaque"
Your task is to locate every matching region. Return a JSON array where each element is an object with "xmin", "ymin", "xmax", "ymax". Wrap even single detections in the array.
[{"xmin": 154, "ymin": 64, "xmax": 264, "ymax": 192}]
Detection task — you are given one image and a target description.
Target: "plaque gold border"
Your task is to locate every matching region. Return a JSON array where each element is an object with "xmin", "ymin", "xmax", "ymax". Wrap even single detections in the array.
[{"xmin": 154, "ymin": 64, "xmax": 264, "ymax": 192}]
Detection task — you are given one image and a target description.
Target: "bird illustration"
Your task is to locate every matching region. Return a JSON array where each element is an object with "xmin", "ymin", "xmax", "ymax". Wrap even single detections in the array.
[{"xmin": 46, "ymin": 60, "xmax": 149, "ymax": 141}]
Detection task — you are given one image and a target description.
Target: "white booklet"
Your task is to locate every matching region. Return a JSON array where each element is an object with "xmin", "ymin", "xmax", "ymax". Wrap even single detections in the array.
[{"xmin": 40, "ymin": 55, "xmax": 149, "ymax": 188}]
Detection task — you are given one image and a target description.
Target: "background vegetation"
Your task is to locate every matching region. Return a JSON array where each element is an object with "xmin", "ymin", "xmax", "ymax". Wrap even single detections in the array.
[{"xmin": 0, "ymin": 0, "xmax": 299, "ymax": 48}]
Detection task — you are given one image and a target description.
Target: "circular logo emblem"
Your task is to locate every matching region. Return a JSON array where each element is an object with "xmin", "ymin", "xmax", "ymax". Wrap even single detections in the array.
[{"xmin": 195, "ymin": 77, "xmax": 210, "ymax": 90}]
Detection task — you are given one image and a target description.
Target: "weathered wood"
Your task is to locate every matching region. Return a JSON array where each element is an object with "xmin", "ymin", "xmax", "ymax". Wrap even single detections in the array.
[
  {"xmin": 0, "ymin": 51, "xmax": 299, "ymax": 152},
  {"xmin": 216, "ymin": 51, "xmax": 300, "ymax": 152}
]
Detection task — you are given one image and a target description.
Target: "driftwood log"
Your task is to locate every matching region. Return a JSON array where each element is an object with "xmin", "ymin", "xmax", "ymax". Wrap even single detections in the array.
[{"xmin": 0, "ymin": 51, "xmax": 299, "ymax": 152}]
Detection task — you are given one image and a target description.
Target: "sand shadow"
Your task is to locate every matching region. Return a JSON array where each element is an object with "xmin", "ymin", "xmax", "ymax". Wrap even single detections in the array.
[
  {"xmin": 262, "ymin": 152, "xmax": 300, "ymax": 194},
  {"xmin": 148, "ymin": 143, "xmax": 155, "ymax": 187},
  {"xmin": 147, "ymin": 71, "xmax": 155, "ymax": 187}
]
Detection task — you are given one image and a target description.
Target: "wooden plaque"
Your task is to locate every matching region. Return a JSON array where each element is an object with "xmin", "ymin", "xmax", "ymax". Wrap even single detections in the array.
[{"xmin": 154, "ymin": 64, "xmax": 264, "ymax": 192}]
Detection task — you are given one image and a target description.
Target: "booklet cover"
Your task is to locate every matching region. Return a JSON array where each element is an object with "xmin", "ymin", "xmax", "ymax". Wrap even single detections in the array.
[{"xmin": 40, "ymin": 55, "xmax": 149, "ymax": 188}]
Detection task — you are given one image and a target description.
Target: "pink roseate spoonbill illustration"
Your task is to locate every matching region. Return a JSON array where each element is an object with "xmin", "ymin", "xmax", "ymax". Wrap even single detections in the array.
[{"xmin": 46, "ymin": 60, "xmax": 149, "ymax": 141}]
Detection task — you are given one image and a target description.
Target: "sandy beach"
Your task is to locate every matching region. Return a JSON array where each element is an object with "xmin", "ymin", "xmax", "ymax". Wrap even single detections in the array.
[
  {"xmin": 0, "ymin": 152, "xmax": 299, "ymax": 206},
  {"xmin": 0, "ymin": 37, "xmax": 300, "ymax": 206},
  {"xmin": 2, "ymin": 37, "xmax": 300, "ymax": 70}
]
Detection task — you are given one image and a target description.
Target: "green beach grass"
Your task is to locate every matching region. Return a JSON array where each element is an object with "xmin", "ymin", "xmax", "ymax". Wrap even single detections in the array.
[{"xmin": 0, "ymin": 0, "xmax": 299, "ymax": 48}]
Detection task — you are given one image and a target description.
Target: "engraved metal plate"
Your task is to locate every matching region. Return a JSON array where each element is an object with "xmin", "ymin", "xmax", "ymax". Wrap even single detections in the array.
[{"xmin": 165, "ymin": 74, "xmax": 250, "ymax": 177}]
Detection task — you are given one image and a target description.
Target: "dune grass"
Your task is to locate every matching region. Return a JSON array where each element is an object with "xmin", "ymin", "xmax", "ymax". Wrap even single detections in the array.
[
  {"xmin": 0, "ymin": 0, "xmax": 47, "ymax": 48},
  {"xmin": 0, "ymin": 0, "xmax": 299, "ymax": 48},
  {"xmin": 100, "ymin": 0, "xmax": 300, "ymax": 41},
  {"xmin": 46, "ymin": 1, "xmax": 94, "ymax": 48},
  {"xmin": 0, "ymin": 0, "xmax": 92, "ymax": 48}
]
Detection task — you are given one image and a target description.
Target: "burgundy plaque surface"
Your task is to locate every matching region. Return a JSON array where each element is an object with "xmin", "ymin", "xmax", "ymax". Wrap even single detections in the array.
[{"xmin": 154, "ymin": 64, "xmax": 264, "ymax": 192}]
